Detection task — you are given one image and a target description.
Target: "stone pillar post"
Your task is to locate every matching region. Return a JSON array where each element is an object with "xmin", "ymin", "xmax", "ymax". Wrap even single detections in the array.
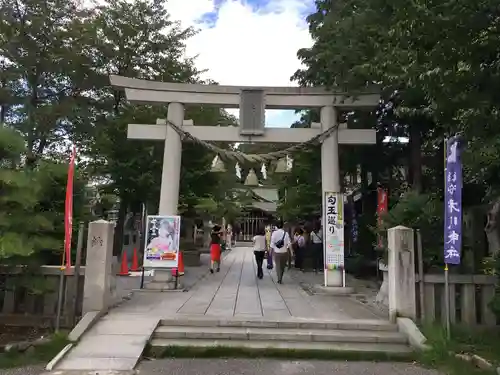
[
  {"xmin": 320, "ymin": 106, "xmax": 342, "ymax": 287},
  {"xmin": 82, "ymin": 220, "xmax": 115, "ymax": 314},
  {"xmin": 150, "ymin": 102, "xmax": 184, "ymax": 289},
  {"xmin": 387, "ymin": 225, "xmax": 417, "ymax": 322},
  {"xmin": 159, "ymin": 102, "xmax": 184, "ymax": 214}
]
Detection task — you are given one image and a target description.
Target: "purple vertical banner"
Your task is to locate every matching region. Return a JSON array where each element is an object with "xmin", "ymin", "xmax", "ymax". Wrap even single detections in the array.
[
  {"xmin": 351, "ymin": 204, "xmax": 358, "ymax": 244},
  {"xmin": 444, "ymin": 136, "xmax": 462, "ymax": 265}
]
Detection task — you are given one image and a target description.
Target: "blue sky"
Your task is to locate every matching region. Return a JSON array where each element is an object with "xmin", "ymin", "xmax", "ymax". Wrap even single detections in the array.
[
  {"xmin": 167, "ymin": 0, "xmax": 315, "ymax": 128},
  {"xmin": 265, "ymin": 110, "xmax": 302, "ymax": 128},
  {"xmin": 197, "ymin": 0, "xmax": 314, "ymax": 29}
]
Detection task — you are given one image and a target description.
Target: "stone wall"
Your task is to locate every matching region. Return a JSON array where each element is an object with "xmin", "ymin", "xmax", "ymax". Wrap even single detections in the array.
[{"xmin": 0, "ymin": 266, "xmax": 85, "ymax": 328}]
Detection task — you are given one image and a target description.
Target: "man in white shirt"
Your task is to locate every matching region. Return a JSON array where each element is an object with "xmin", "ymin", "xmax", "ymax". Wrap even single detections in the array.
[{"xmin": 270, "ymin": 221, "xmax": 291, "ymax": 284}]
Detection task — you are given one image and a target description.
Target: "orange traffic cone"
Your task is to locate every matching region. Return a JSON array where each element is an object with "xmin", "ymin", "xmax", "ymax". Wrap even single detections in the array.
[
  {"xmin": 130, "ymin": 248, "xmax": 140, "ymax": 272},
  {"xmin": 118, "ymin": 251, "xmax": 130, "ymax": 276},
  {"xmin": 171, "ymin": 251, "xmax": 185, "ymax": 277},
  {"xmin": 178, "ymin": 251, "xmax": 185, "ymax": 276}
]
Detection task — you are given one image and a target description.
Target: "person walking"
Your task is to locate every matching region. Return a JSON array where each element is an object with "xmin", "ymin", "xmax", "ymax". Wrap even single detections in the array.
[
  {"xmin": 293, "ymin": 228, "xmax": 306, "ymax": 271},
  {"xmin": 265, "ymin": 225, "xmax": 273, "ymax": 269},
  {"xmin": 209, "ymin": 224, "xmax": 224, "ymax": 273},
  {"xmin": 270, "ymin": 221, "xmax": 291, "ymax": 284},
  {"xmin": 252, "ymin": 226, "xmax": 267, "ymax": 279},
  {"xmin": 226, "ymin": 224, "xmax": 233, "ymax": 250},
  {"xmin": 310, "ymin": 221, "xmax": 324, "ymax": 273}
]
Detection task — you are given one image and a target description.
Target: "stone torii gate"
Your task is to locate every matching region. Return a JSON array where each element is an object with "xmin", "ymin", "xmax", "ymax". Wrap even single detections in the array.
[{"xmin": 110, "ymin": 75, "xmax": 379, "ymax": 287}]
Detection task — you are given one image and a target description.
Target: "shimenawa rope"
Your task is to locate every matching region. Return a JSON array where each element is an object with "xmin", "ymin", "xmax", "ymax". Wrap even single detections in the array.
[{"xmin": 165, "ymin": 120, "xmax": 340, "ymax": 164}]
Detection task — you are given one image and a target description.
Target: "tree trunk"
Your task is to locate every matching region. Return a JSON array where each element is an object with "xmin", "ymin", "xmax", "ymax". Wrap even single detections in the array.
[
  {"xmin": 26, "ymin": 76, "xmax": 39, "ymax": 167},
  {"xmin": 409, "ymin": 123, "xmax": 423, "ymax": 193},
  {"xmin": 183, "ymin": 217, "xmax": 195, "ymax": 242},
  {"xmin": 360, "ymin": 151, "xmax": 370, "ymax": 215},
  {"xmin": 485, "ymin": 198, "xmax": 500, "ymax": 257},
  {"xmin": 113, "ymin": 199, "xmax": 128, "ymax": 257},
  {"xmin": 203, "ymin": 219, "xmax": 212, "ymax": 249}
]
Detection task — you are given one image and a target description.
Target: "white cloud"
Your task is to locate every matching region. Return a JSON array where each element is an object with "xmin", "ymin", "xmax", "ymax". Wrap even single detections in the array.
[{"xmin": 166, "ymin": 0, "xmax": 314, "ymax": 127}]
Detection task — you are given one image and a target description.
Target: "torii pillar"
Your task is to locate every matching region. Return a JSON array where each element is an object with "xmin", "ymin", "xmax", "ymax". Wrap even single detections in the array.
[
  {"xmin": 159, "ymin": 103, "xmax": 184, "ymax": 215},
  {"xmin": 320, "ymin": 106, "xmax": 342, "ymax": 287}
]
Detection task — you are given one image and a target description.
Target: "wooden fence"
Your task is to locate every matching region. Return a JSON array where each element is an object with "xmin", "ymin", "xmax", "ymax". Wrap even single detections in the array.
[
  {"xmin": 0, "ymin": 266, "xmax": 85, "ymax": 328},
  {"xmin": 417, "ymin": 274, "xmax": 497, "ymax": 326}
]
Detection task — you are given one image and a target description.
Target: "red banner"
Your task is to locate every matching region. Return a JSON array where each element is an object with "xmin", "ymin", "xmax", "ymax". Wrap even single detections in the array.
[
  {"xmin": 63, "ymin": 146, "xmax": 76, "ymax": 272},
  {"xmin": 377, "ymin": 188, "xmax": 388, "ymax": 247},
  {"xmin": 377, "ymin": 188, "xmax": 388, "ymax": 220}
]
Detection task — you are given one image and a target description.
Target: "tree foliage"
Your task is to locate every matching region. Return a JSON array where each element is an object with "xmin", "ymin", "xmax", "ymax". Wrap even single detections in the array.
[
  {"xmin": 275, "ymin": 0, "xmax": 500, "ymax": 271},
  {"xmin": 5, "ymin": 0, "xmax": 499, "ymax": 274},
  {"xmin": 374, "ymin": 190, "xmax": 443, "ymax": 268},
  {"xmin": 0, "ymin": 0, "xmax": 246, "ymax": 261},
  {"xmin": 0, "ymin": 126, "xmax": 87, "ymax": 261},
  {"xmin": 81, "ymin": 0, "xmax": 236, "ymax": 225},
  {"xmin": 0, "ymin": 0, "xmax": 94, "ymax": 162},
  {"xmin": 295, "ymin": 0, "xmax": 500, "ymax": 194}
]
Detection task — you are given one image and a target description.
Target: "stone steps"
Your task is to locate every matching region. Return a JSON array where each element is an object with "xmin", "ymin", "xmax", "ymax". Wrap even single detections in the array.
[
  {"xmin": 149, "ymin": 317, "xmax": 412, "ymax": 355},
  {"xmin": 154, "ymin": 325, "xmax": 408, "ymax": 343},
  {"xmin": 149, "ymin": 338, "xmax": 412, "ymax": 354},
  {"xmin": 159, "ymin": 317, "xmax": 398, "ymax": 331}
]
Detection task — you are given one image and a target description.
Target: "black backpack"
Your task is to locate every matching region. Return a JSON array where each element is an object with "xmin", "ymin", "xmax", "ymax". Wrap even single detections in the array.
[{"xmin": 275, "ymin": 231, "xmax": 286, "ymax": 249}]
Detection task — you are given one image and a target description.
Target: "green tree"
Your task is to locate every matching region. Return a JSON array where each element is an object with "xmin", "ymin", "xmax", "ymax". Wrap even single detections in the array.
[
  {"xmin": 35, "ymin": 159, "xmax": 90, "ymax": 264},
  {"xmin": 0, "ymin": 126, "xmax": 60, "ymax": 259},
  {"xmin": 296, "ymin": 0, "xmax": 500, "ymax": 195},
  {"xmin": 81, "ymin": 0, "xmax": 235, "ymax": 253},
  {"xmin": 0, "ymin": 0, "xmax": 94, "ymax": 265},
  {"xmin": 374, "ymin": 190, "xmax": 444, "ymax": 268},
  {"xmin": 293, "ymin": 0, "xmax": 500, "ymax": 267},
  {"xmin": 0, "ymin": 0, "xmax": 93, "ymax": 163}
]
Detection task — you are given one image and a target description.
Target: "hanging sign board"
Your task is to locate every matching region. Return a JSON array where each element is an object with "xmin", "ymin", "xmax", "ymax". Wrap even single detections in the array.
[
  {"xmin": 324, "ymin": 192, "xmax": 345, "ymax": 270},
  {"xmin": 143, "ymin": 215, "xmax": 181, "ymax": 268}
]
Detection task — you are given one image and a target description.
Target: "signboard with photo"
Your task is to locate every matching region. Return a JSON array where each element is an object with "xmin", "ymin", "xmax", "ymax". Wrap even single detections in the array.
[
  {"xmin": 323, "ymin": 192, "xmax": 345, "ymax": 270},
  {"xmin": 143, "ymin": 215, "xmax": 181, "ymax": 268}
]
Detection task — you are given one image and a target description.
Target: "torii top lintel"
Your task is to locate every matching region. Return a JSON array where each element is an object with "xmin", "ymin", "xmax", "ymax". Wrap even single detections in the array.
[{"xmin": 109, "ymin": 75, "xmax": 380, "ymax": 110}]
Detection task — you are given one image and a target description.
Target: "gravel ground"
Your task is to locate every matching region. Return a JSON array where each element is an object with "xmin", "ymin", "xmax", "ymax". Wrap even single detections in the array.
[
  {"xmin": 0, "ymin": 364, "xmax": 44, "ymax": 375},
  {"xmin": 0, "ymin": 358, "xmax": 444, "ymax": 375},
  {"xmin": 137, "ymin": 358, "xmax": 443, "ymax": 375}
]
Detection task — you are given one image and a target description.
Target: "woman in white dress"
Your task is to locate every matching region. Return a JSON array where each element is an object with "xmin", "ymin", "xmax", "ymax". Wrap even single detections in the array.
[{"xmin": 226, "ymin": 224, "xmax": 233, "ymax": 250}]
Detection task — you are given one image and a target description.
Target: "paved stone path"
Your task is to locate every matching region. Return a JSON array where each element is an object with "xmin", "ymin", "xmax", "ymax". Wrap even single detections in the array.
[
  {"xmin": 3, "ymin": 358, "xmax": 443, "ymax": 375},
  {"xmin": 288, "ymin": 267, "xmax": 388, "ymax": 318},
  {"xmin": 137, "ymin": 358, "xmax": 442, "ymax": 375},
  {"xmin": 54, "ymin": 246, "xmax": 386, "ymax": 371},
  {"xmin": 174, "ymin": 247, "xmax": 381, "ymax": 319},
  {"xmin": 117, "ymin": 253, "xmax": 214, "ymax": 293}
]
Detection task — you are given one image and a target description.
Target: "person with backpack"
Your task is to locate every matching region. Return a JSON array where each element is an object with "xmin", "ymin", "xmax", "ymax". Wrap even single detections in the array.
[{"xmin": 270, "ymin": 221, "xmax": 291, "ymax": 284}]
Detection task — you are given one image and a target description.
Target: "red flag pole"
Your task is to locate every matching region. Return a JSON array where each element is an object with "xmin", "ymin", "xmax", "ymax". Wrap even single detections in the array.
[
  {"xmin": 56, "ymin": 146, "xmax": 76, "ymax": 331},
  {"xmin": 376, "ymin": 187, "xmax": 388, "ymax": 248},
  {"xmin": 63, "ymin": 146, "xmax": 76, "ymax": 273}
]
